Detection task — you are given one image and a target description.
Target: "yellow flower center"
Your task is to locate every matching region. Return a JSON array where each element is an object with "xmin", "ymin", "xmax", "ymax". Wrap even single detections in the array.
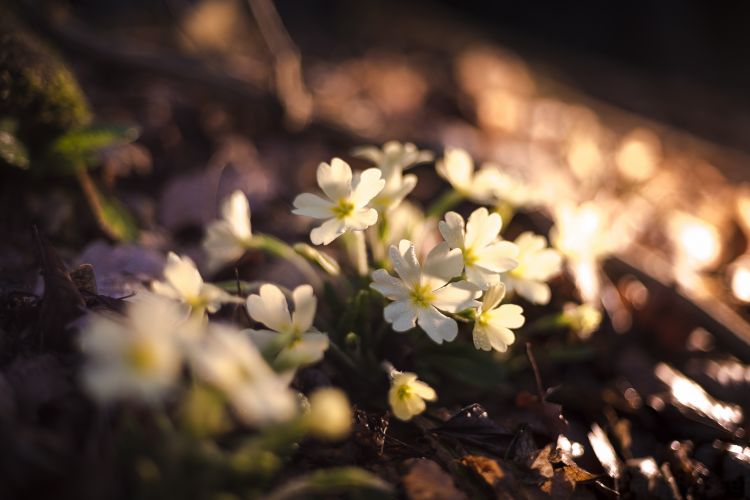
[
  {"xmin": 397, "ymin": 384, "xmax": 412, "ymax": 400},
  {"xmin": 409, "ymin": 283, "xmax": 435, "ymax": 309},
  {"xmin": 463, "ymin": 247, "xmax": 478, "ymax": 266},
  {"xmin": 476, "ymin": 310, "xmax": 491, "ymax": 327},
  {"xmin": 332, "ymin": 199, "xmax": 355, "ymax": 219},
  {"xmin": 126, "ymin": 341, "xmax": 159, "ymax": 374}
]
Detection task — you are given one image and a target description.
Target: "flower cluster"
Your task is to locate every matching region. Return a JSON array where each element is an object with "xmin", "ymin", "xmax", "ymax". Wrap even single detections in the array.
[{"xmin": 81, "ymin": 142, "xmax": 586, "ymax": 437}]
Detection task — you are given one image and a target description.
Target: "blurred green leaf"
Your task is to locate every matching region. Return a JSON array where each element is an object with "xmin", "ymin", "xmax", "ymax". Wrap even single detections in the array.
[
  {"xmin": 0, "ymin": 129, "xmax": 29, "ymax": 169},
  {"xmin": 419, "ymin": 340, "xmax": 508, "ymax": 389},
  {"xmin": 47, "ymin": 123, "xmax": 140, "ymax": 174},
  {"xmin": 77, "ymin": 170, "xmax": 138, "ymax": 241},
  {"xmin": 266, "ymin": 467, "xmax": 394, "ymax": 500}
]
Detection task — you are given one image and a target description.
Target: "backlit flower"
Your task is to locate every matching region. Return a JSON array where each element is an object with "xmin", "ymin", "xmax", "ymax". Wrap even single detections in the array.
[
  {"xmin": 203, "ymin": 190, "xmax": 253, "ymax": 272},
  {"xmin": 388, "ymin": 370, "xmax": 437, "ymax": 421},
  {"xmin": 370, "ymin": 240, "xmax": 480, "ymax": 344},
  {"xmin": 189, "ymin": 323, "xmax": 297, "ymax": 427},
  {"xmin": 438, "ymin": 208, "xmax": 518, "ymax": 289},
  {"xmin": 472, "ymin": 284, "xmax": 525, "ymax": 352},
  {"xmin": 245, "ymin": 284, "xmax": 329, "ymax": 368},
  {"xmin": 435, "ymin": 147, "xmax": 501, "ymax": 204},
  {"xmin": 80, "ymin": 293, "xmax": 186, "ymax": 403},
  {"xmin": 152, "ymin": 252, "xmax": 238, "ymax": 313},
  {"xmin": 353, "ymin": 141, "xmax": 432, "ymax": 211},
  {"xmin": 306, "ymin": 388, "xmax": 352, "ymax": 440},
  {"xmin": 293, "ymin": 158, "xmax": 385, "ymax": 245},
  {"xmin": 502, "ymin": 232, "xmax": 562, "ymax": 304}
]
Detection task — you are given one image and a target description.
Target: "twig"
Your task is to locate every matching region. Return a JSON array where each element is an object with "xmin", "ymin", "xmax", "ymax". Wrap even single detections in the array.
[
  {"xmin": 246, "ymin": 0, "xmax": 313, "ymax": 129},
  {"xmin": 526, "ymin": 342, "xmax": 545, "ymax": 401}
]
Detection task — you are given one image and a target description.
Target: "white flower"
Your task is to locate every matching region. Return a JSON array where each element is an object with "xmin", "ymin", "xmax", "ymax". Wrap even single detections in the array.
[
  {"xmin": 293, "ymin": 158, "xmax": 385, "ymax": 245},
  {"xmin": 370, "ymin": 240, "xmax": 480, "ymax": 344},
  {"xmin": 80, "ymin": 293, "xmax": 186, "ymax": 403},
  {"xmin": 306, "ymin": 388, "xmax": 352, "ymax": 440},
  {"xmin": 353, "ymin": 141, "xmax": 432, "ymax": 211},
  {"xmin": 438, "ymin": 208, "xmax": 518, "ymax": 289},
  {"xmin": 245, "ymin": 284, "xmax": 329, "ymax": 368},
  {"xmin": 203, "ymin": 190, "xmax": 253, "ymax": 272},
  {"xmin": 502, "ymin": 232, "xmax": 562, "ymax": 305},
  {"xmin": 484, "ymin": 166, "xmax": 541, "ymax": 209},
  {"xmin": 388, "ymin": 370, "xmax": 437, "ymax": 421},
  {"xmin": 472, "ymin": 284, "xmax": 524, "ymax": 352},
  {"xmin": 550, "ymin": 201, "xmax": 615, "ymax": 262},
  {"xmin": 152, "ymin": 252, "xmax": 238, "ymax": 313},
  {"xmin": 189, "ymin": 323, "xmax": 297, "ymax": 427},
  {"xmin": 435, "ymin": 147, "xmax": 501, "ymax": 203}
]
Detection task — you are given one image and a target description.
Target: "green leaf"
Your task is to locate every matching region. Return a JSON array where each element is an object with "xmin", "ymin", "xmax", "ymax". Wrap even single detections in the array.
[
  {"xmin": 419, "ymin": 340, "xmax": 508, "ymax": 389},
  {"xmin": 0, "ymin": 130, "xmax": 29, "ymax": 169},
  {"xmin": 266, "ymin": 467, "xmax": 394, "ymax": 500},
  {"xmin": 77, "ymin": 170, "xmax": 138, "ymax": 241},
  {"xmin": 47, "ymin": 123, "xmax": 140, "ymax": 174}
]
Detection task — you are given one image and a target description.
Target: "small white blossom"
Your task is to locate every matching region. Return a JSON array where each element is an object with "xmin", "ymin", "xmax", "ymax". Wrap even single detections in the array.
[
  {"xmin": 562, "ymin": 302, "xmax": 602, "ymax": 339},
  {"xmin": 485, "ymin": 166, "xmax": 541, "ymax": 209},
  {"xmin": 388, "ymin": 370, "xmax": 437, "ymax": 421},
  {"xmin": 152, "ymin": 252, "xmax": 238, "ymax": 313},
  {"xmin": 203, "ymin": 190, "xmax": 253, "ymax": 272},
  {"xmin": 472, "ymin": 284, "xmax": 525, "ymax": 352},
  {"xmin": 502, "ymin": 232, "xmax": 562, "ymax": 305},
  {"xmin": 80, "ymin": 294, "xmax": 186, "ymax": 403},
  {"xmin": 189, "ymin": 323, "xmax": 297, "ymax": 427},
  {"xmin": 293, "ymin": 158, "xmax": 385, "ymax": 245},
  {"xmin": 370, "ymin": 240, "xmax": 480, "ymax": 344},
  {"xmin": 435, "ymin": 147, "xmax": 501, "ymax": 203},
  {"xmin": 353, "ymin": 141, "xmax": 432, "ymax": 211},
  {"xmin": 246, "ymin": 284, "xmax": 329, "ymax": 368},
  {"xmin": 438, "ymin": 208, "xmax": 518, "ymax": 289}
]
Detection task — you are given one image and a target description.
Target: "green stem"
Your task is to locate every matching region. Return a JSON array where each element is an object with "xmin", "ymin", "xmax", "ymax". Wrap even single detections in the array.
[{"xmin": 426, "ymin": 189, "xmax": 464, "ymax": 218}]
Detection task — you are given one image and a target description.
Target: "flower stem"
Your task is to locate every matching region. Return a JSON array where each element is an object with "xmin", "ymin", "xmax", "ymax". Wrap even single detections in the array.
[
  {"xmin": 251, "ymin": 233, "xmax": 322, "ymax": 288},
  {"xmin": 426, "ymin": 189, "xmax": 464, "ymax": 218},
  {"xmin": 343, "ymin": 231, "xmax": 368, "ymax": 276}
]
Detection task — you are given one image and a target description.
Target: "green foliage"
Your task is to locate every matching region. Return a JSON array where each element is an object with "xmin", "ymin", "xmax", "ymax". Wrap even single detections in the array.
[
  {"xmin": 77, "ymin": 170, "xmax": 139, "ymax": 241},
  {"xmin": 0, "ymin": 29, "xmax": 92, "ymax": 140},
  {"xmin": 46, "ymin": 123, "xmax": 140, "ymax": 175}
]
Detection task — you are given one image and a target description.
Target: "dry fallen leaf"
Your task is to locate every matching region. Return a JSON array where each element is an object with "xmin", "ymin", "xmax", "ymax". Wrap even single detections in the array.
[{"xmin": 402, "ymin": 458, "xmax": 466, "ymax": 500}]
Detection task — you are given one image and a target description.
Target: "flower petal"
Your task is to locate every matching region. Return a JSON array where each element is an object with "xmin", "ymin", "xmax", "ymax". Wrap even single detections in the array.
[
  {"xmin": 465, "ymin": 264, "xmax": 500, "ymax": 289},
  {"xmin": 465, "ymin": 208, "xmax": 502, "ymax": 250},
  {"xmin": 246, "ymin": 284, "xmax": 292, "ymax": 332},
  {"xmin": 384, "ymin": 300, "xmax": 418, "ymax": 331},
  {"xmin": 480, "ymin": 283, "xmax": 506, "ymax": 312},
  {"xmin": 291, "ymin": 284, "xmax": 316, "ymax": 333},
  {"xmin": 417, "ymin": 306, "xmax": 457, "ymax": 343},
  {"xmin": 163, "ymin": 252, "xmax": 203, "ymax": 299},
  {"xmin": 432, "ymin": 281, "xmax": 480, "ymax": 312},
  {"xmin": 423, "ymin": 242, "xmax": 463, "ymax": 285},
  {"xmin": 390, "ymin": 240, "xmax": 421, "ymax": 286},
  {"xmin": 515, "ymin": 280, "xmax": 551, "ymax": 305},
  {"xmin": 310, "ymin": 218, "xmax": 347, "ymax": 245},
  {"xmin": 351, "ymin": 167, "xmax": 385, "ymax": 208},
  {"xmin": 370, "ymin": 269, "xmax": 410, "ymax": 300},
  {"xmin": 345, "ymin": 208, "xmax": 379, "ymax": 231},
  {"xmin": 293, "ymin": 193, "xmax": 335, "ymax": 219},
  {"xmin": 438, "ymin": 211, "xmax": 466, "ymax": 250},
  {"xmin": 317, "ymin": 158, "xmax": 352, "ymax": 200},
  {"xmin": 222, "ymin": 190, "xmax": 252, "ymax": 240}
]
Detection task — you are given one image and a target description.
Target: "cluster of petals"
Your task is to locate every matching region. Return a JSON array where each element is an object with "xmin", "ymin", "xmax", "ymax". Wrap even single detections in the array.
[{"xmin": 203, "ymin": 190, "xmax": 253, "ymax": 272}]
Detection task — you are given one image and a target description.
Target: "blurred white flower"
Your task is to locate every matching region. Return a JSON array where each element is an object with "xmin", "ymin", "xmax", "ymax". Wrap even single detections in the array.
[
  {"xmin": 306, "ymin": 388, "xmax": 352, "ymax": 440},
  {"xmin": 388, "ymin": 370, "xmax": 436, "ymax": 421},
  {"xmin": 80, "ymin": 293, "xmax": 186, "ymax": 403},
  {"xmin": 562, "ymin": 302, "xmax": 602, "ymax": 339},
  {"xmin": 438, "ymin": 208, "xmax": 518, "ymax": 289},
  {"xmin": 370, "ymin": 240, "xmax": 480, "ymax": 344},
  {"xmin": 203, "ymin": 190, "xmax": 253, "ymax": 272},
  {"xmin": 353, "ymin": 141, "xmax": 433, "ymax": 172},
  {"xmin": 485, "ymin": 167, "xmax": 541, "ymax": 209},
  {"xmin": 373, "ymin": 201, "xmax": 439, "ymax": 261},
  {"xmin": 293, "ymin": 158, "xmax": 385, "ymax": 245},
  {"xmin": 435, "ymin": 147, "xmax": 501, "ymax": 204},
  {"xmin": 551, "ymin": 201, "xmax": 615, "ymax": 262},
  {"xmin": 502, "ymin": 232, "xmax": 562, "ymax": 305},
  {"xmin": 152, "ymin": 252, "xmax": 238, "ymax": 313},
  {"xmin": 353, "ymin": 141, "xmax": 432, "ymax": 211},
  {"xmin": 472, "ymin": 284, "xmax": 525, "ymax": 352},
  {"xmin": 189, "ymin": 323, "xmax": 297, "ymax": 427},
  {"xmin": 246, "ymin": 284, "xmax": 329, "ymax": 368}
]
